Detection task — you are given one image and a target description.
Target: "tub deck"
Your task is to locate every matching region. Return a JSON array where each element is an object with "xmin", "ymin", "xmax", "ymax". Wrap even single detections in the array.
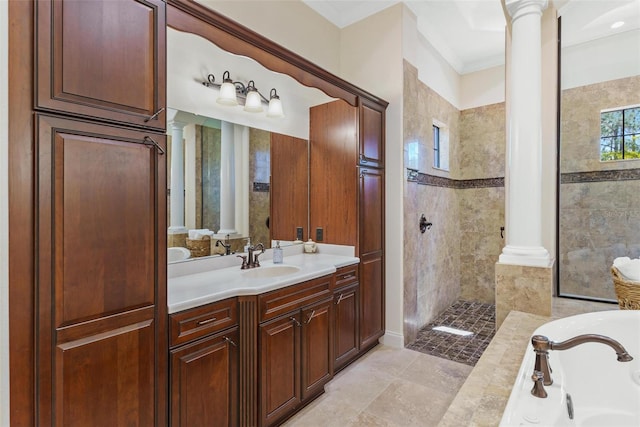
[{"xmin": 437, "ymin": 310, "xmax": 550, "ymax": 426}]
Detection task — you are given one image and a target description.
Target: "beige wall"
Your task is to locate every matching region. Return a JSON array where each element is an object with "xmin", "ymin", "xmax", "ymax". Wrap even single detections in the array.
[
  {"xmin": 197, "ymin": 0, "xmax": 341, "ymax": 75},
  {"xmin": 559, "ymin": 75, "xmax": 640, "ymax": 300},
  {"xmin": 248, "ymin": 128, "xmax": 270, "ymax": 247},
  {"xmin": 403, "ymin": 61, "xmax": 461, "ymax": 343}
]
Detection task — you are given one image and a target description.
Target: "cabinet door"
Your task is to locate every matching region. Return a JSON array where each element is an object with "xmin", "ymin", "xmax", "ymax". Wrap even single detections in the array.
[
  {"xmin": 259, "ymin": 313, "xmax": 301, "ymax": 427},
  {"xmin": 359, "ymin": 167, "xmax": 385, "ymax": 255},
  {"xmin": 360, "ymin": 253, "xmax": 385, "ymax": 349},
  {"xmin": 358, "ymin": 98, "xmax": 385, "ymax": 168},
  {"xmin": 35, "ymin": 114, "xmax": 167, "ymax": 425},
  {"xmin": 170, "ymin": 328, "xmax": 239, "ymax": 427},
  {"xmin": 271, "ymin": 132, "xmax": 309, "ymax": 241},
  {"xmin": 300, "ymin": 298, "xmax": 333, "ymax": 400},
  {"xmin": 36, "ymin": 0, "xmax": 166, "ymax": 130},
  {"xmin": 334, "ymin": 283, "xmax": 359, "ymax": 370}
]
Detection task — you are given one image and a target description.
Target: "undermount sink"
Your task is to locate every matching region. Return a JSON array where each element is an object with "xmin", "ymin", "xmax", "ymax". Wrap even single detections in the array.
[{"xmin": 242, "ymin": 265, "xmax": 301, "ymax": 279}]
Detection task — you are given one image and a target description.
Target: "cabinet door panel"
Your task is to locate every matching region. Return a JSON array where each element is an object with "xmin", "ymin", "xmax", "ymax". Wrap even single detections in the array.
[
  {"xmin": 360, "ymin": 254, "xmax": 384, "ymax": 349},
  {"xmin": 334, "ymin": 283, "xmax": 359, "ymax": 370},
  {"xmin": 359, "ymin": 168, "xmax": 384, "ymax": 255},
  {"xmin": 170, "ymin": 328, "xmax": 239, "ymax": 427},
  {"xmin": 259, "ymin": 314, "xmax": 300, "ymax": 426},
  {"xmin": 37, "ymin": 115, "xmax": 161, "ymax": 326},
  {"xmin": 36, "ymin": 0, "xmax": 166, "ymax": 130},
  {"xmin": 55, "ymin": 319, "xmax": 156, "ymax": 427},
  {"xmin": 301, "ymin": 298, "xmax": 333, "ymax": 400},
  {"xmin": 359, "ymin": 99, "xmax": 385, "ymax": 168}
]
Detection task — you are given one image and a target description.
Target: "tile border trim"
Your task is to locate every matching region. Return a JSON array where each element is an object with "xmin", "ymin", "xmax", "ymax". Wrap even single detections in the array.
[
  {"xmin": 560, "ymin": 168, "xmax": 640, "ymax": 184},
  {"xmin": 409, "ymin": 171, "xmax": 504, "ymax": 189}
]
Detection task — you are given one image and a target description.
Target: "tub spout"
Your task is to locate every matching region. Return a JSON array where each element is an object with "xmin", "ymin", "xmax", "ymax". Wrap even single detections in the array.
[{"xmin": 530, "ymin": 333, "xmax": 633, "ymax": 398}]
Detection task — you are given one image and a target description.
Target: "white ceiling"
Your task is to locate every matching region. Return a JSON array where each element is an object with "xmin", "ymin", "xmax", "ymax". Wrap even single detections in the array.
[{"xmin": 303, "ymin": 0, "xmax": 640, "ymax": 75}]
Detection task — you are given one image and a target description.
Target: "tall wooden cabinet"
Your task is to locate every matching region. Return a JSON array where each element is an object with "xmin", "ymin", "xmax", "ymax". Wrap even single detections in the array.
[
  {"xmin": 310, "ymin": 98, "xmax": 387, "ymax": 353},
  {"xmin": 32, "ymin": 0, "xmax": 168, "ymax": 425}
]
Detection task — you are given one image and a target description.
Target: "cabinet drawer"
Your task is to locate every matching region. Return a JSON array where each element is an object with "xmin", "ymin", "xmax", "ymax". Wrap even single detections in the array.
[
  {"xmin": 335, "ymin": 264, "xmax": 359, "ymax": 289},
  {"xmin": 170, "ymin": 298, "xmax": 237, "ymax": 348},
  {"xmin": 259, "ymin": 275, "xmax": 332, "ymax": 322}
]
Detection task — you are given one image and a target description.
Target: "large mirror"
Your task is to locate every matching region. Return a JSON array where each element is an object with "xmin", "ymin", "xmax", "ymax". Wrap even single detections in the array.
[
  {"xmin": 166, "ymin": 28, "xmax": 334, "ymax": 262},
  {"xmin": 557, "ymin": 0, "xmax": 640, "ymax": 300}
]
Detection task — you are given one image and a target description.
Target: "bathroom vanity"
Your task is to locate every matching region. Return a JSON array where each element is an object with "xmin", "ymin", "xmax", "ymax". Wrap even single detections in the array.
[{"xmin": 168, "ymin": 250, "xmax": 362, "ymax": 426}]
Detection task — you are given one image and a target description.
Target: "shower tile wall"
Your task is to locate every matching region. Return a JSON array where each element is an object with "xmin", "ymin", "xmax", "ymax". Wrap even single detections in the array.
[
  {"xmin": 458, "ymin": 104, "xmax": 505, "ymax": 304},
  {"xmin": 403, "ymin": 61, "xmax": 461, "ymax": 344},
  {"xmin": 403, "ymin": 61, "xmax": 506, "ymax": 343},
  {"xmin": 200, "ymin": 125, "xmax": 221, "ymax": 232},
  {"xmin": 249, "ymin": 128, "xmax": 271, "ymax": 247},
  {"xmin": 560, "ymin": 76, "xmax": 640, "ymax": 300}
]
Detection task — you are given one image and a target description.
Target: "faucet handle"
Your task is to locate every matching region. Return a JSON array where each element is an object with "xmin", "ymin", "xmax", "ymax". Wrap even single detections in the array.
[
  {"xmin": 531, "ymin": 370, "xmax": 548, "ymax": 398},
  {"xmin": 236, "ymin": 255, "xmax": 248, "ymax": 270},
  {"xmin": 253, "ymin": 253, "xmax": 261, "ymax": 267}
]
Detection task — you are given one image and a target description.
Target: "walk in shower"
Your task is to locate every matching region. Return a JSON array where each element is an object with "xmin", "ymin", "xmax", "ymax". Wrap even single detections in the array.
[{"xmin": 557, "ymin": 4, "xmax": 640, "ymax": 301}]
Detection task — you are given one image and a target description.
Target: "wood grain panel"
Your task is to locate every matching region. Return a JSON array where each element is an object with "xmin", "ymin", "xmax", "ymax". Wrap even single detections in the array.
[
  {"xmin": 359, "ymin": 98, "xmax": 385, "ymax": 168},
  {"xmin": 170, "ymin": 297, "xmax": 238, "ymax": 347},
  {"xmin": 55, "ymin": 320, "xmax": 156, "ymax": 426},
  {"xmin": 36, "ymin": 0, "xmax": 166, "ymax": 129},
  {"xmin": 309, "ymin": 100, "xmax": 358, "ymax": 246},
  {"xmin": 270, "ymin": 133, "xmax": 309, "ymax": 242},
  {"xmin": 258, "ymin": 276, "xmax": 332, "ymax": 322},
  {"xmin": 360, "ymin": 253, "xmax": 384, "ymax": 349},
  {"xmin": 170, "ymin": 328, "xmax": 239, "ymax": 427},
  {"xmin": 259, "ymin": 314, "xmax": 300, "ymax": 427},
  {"xmin": 333, "ymin": 282, "xmax": 359, "ymax": 371},
  {"xmin": 36, "ymin": 115, "xmax": 159, "ymax": 326},
  {"xmin": 238, "ymin": 296, "xmax": 259, "ymax": 427},
  {"xmin": 359, "ymin": 168, "xmax": 384, "ymax": 255},
  {"xmin": 300, "ymin": 298, "xmax": 333, "ymax": 401}
]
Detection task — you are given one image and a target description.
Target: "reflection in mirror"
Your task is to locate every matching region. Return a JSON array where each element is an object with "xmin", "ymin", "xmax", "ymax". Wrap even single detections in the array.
[
  {"xmin": 166, "ymin": 28, "xmax": 334, "ymax": 263},
  {"xmin": 558, "ymin": 0, "xmax": 640, "ymax": 300}
]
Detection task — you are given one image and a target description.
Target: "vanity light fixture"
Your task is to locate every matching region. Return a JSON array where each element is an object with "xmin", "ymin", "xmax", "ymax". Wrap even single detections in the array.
[{"xmin": 203, "ymin": 71, "xmax": 285, "ymax": 118}]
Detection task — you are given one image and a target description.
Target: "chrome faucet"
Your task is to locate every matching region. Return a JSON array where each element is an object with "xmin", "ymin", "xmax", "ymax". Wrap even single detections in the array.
[
  {"xmin": 237, "ymin": 242, "xmax": 265, "ymax": 269},
  {"xmin": 530, "ymin": 334, "xmax": 633, "ymax": 398}
]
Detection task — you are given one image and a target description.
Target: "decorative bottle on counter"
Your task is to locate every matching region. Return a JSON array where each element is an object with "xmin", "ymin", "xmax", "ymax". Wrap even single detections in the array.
[{"xmin": 273, "ymin": 241, "xmax": 284, "ymax": 264}]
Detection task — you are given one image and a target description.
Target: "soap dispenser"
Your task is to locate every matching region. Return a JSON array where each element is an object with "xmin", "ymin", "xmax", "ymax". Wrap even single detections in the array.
[{"xmin": 273, "ymin": 241, "xmax": 284, "ymax": 264}]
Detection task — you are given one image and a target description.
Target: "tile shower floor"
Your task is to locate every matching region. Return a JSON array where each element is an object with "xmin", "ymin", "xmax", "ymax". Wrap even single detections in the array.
[{"xmin": 406, "ymin": 300, "xmax": 496, "ymax": 366}]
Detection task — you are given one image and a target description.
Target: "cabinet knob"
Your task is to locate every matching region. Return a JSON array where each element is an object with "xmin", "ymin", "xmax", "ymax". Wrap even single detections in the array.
[
  {"xmin": 143, "ymin": 135, "xmax": 165, "ymax": 155},
  {"xmin": 144, "ymin": 107, "xmax": 165, "ymax": 123},
  {"xmin": 336, "ymin": 293, "xmax": 344, "ymax": 305},
  {"xmin": 305, "ymin": 310, "xmax": 316, "ymax": 324}
]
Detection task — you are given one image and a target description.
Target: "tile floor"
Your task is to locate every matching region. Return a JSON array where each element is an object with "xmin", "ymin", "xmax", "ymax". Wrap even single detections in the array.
[
  {"xmin": 406, "ymin": 300, "xmax": 495, "ymax": 366},
  {"xmin": 283, "ymin": 297, "xmax": 617, "ymax": 427}
]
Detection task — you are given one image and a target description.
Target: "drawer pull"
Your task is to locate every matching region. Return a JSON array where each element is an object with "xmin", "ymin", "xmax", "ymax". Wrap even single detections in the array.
[
  {"xmin": 336, "ymin": 293, "xmax": 344, "ymax": 305},
  {"xmin": 196, "ymin": 317, "xmax": 217, "ymax": 326},
  {"xmin": 223, "ymin": 336, "xmax": 237, "ymax": 347},
  {"xmin": 305, "ymin": 310, "xmax": 316, "ymax": 324},
  {"xmin": 144, "ymin": 107, "xmax": 165, "ymax": 123},
  {"xmin": 340, "ymin": 274, "xmax": 355, "ymax": 280},
  {"xmin": 143, "ymin": 135, "xmax": 165, "ymax": 155},
  {"xmin": 289, "ymin": 317, "xmax": 301, "ymax": 327}
]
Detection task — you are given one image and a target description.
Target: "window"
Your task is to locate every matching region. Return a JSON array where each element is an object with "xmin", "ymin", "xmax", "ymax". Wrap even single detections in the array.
[
  {"xmin": 433, "ymin": 125, "xmax": 440, "ymax": 168},
  {"xmin": 600, "ymin": 106, "xmax": 640, "ymax": 161},
  {"xmin": 432, "ymin": 120, "xmax": 449, "ymax": 171}
]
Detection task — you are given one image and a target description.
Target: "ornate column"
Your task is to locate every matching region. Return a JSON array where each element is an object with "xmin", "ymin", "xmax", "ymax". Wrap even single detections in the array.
[
  {"xmin": 499, "ymin": 0, "xmax": 551, "ymax": 268},
  {"xmin": 496, "ymin": 0, "xmax": 555, "ymax": 328},
  {"xmin": 168, "ymin": 120, "xmax": 187, "ymax": 235}
]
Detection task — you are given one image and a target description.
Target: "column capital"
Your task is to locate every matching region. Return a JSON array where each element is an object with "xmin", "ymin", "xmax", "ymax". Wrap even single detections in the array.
[
  {"xmin": 505, "ymin": 0, "xmax": 548, "ymax": 22},
  {"xmin": 168, "ymin": 120, "xmax": 187, "ymax": 132}
]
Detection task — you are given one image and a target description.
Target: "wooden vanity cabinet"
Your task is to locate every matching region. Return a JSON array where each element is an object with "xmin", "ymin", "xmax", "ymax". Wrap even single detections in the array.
[
  {"xmin": 310, "ymin": 97, "xmax": 386, "ymax": 355},
  {"xmin": 35, "ymin": 0, "xmax": 166, "ymax": 130},
  {"xmin": 169, "ymin": 298, "xmax": 239, "ymax": 427},
  {"xmin": 258, "ymin": 276, "xmax": 334, "ymax": 427},
  {"xmin": 333, "ymin": 265, "xmax": 360, "ymax": 371}
]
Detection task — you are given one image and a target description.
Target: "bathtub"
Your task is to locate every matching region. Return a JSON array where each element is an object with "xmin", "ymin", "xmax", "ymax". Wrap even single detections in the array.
[{"xmin": 500, "ymin": 310, "xmax": 640, "ymax": 426}]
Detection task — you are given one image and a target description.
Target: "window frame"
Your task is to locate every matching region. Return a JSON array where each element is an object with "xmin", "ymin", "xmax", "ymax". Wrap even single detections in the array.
[{"xmin": 600, "ymin": 105, "xmax": 640, "ymax": 162}]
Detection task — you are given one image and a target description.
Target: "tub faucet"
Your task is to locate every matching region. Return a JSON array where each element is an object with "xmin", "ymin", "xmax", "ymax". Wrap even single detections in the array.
[{"xmin": 530, "ymin": 334, "xmax": 633, "ymax": 398}]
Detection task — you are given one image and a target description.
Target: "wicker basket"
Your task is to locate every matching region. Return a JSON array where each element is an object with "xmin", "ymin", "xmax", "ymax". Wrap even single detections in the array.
[
  {"xmin": 186, "ymin": 235, "xmax": 211, "ymax": 258},
  {"xmin": 611, "ymin": 266, "xmax": 640, "ymax": 310}
]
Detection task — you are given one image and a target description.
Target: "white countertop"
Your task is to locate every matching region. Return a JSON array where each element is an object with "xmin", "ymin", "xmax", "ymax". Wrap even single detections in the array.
[{"xmin": 168, "ymin": 252, "xmax": 359, "ymax": 314}]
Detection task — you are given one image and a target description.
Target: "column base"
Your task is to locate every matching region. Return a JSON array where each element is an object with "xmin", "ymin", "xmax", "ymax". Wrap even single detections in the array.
[
  {"xmin": 499, "ymin": 245, "xmax": 552, "ymax": 267},
  {"xmin": 495, "ymin": 260, "xmax": 555, "ymax": 328}
]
